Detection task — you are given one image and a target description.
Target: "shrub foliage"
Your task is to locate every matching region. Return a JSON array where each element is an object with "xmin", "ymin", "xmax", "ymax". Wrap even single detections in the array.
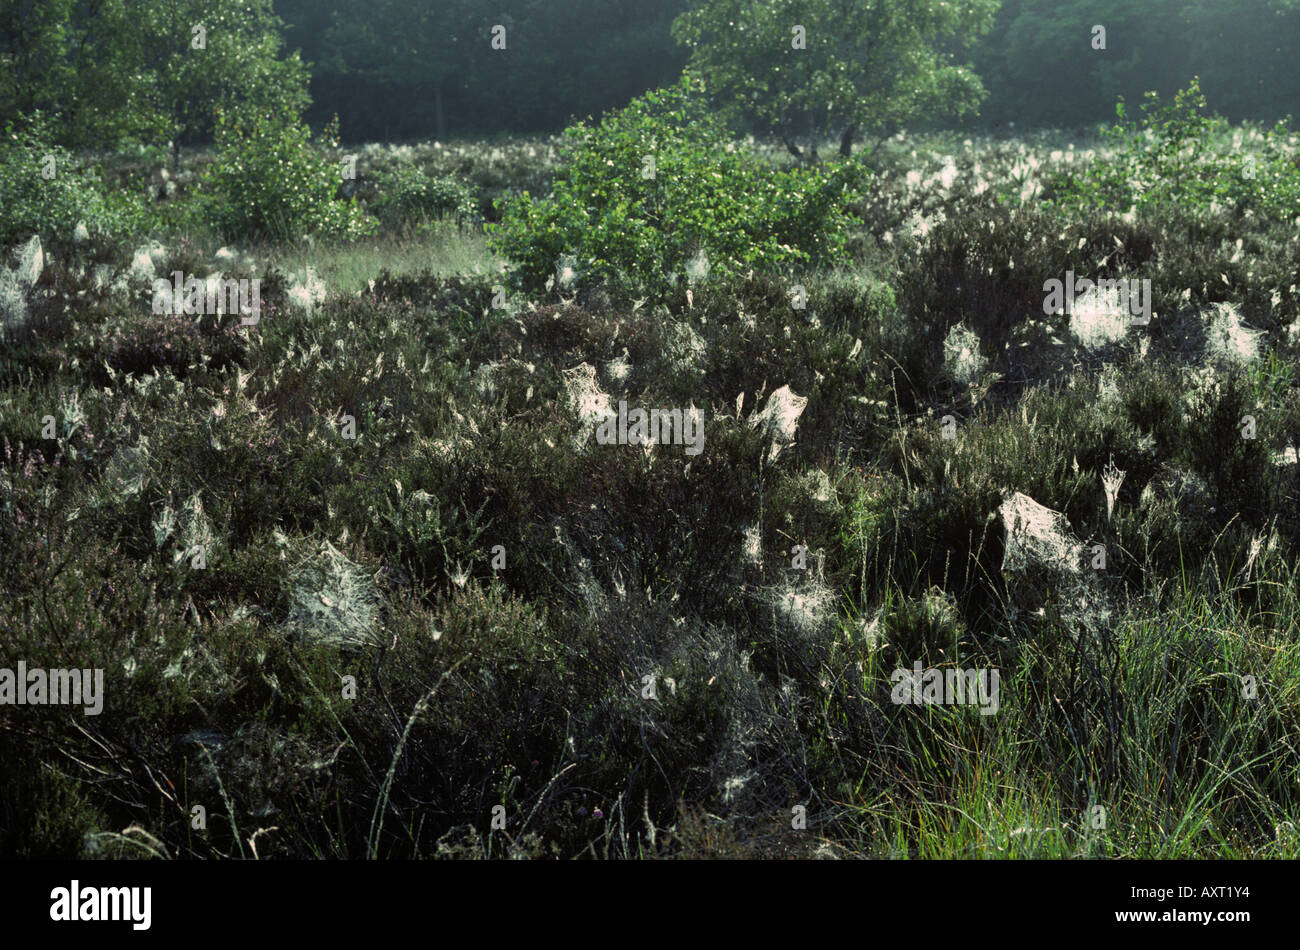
[{"xmin": 489, "ymin": 76, "xmax": 869, "ymax": 296}]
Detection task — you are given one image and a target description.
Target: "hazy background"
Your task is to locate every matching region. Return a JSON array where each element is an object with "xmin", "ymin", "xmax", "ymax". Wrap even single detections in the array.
[
  {"xmin": 6, "ymin": 0, "xmax": 1298, "ymax": 146},
  {"xmin": 273, "ymin": 0, "xmax": 1300, "ymax": 141}
]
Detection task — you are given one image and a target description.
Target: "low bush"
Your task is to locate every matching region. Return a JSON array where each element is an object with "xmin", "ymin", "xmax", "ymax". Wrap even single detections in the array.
[
  {"xmin": 205, "ymin": 109, "xmax": 377, "ymax": 243},
  {"xmin": 489, "ymin": 76, "xmax": 869, "ymax": 297},
  {"xmin": 369, "ymin": 166, "xmax": 477, "ymax": 229},
  {"xmin": 1051, "ymin": 78, "xmax": 1300, "ymax": 218},
  {"xmin": 0, "ymin": 114, "xmax": 147, "ymax": 248}
]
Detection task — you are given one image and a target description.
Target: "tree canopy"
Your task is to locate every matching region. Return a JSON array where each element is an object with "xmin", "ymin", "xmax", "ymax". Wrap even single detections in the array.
[
  {"xmin": 671, "ymin": 0, "xmax": 998, "ymax": 157},
  {"xmin": 0, "ymin": 0, "xmax": 308, "ymax": 159}
]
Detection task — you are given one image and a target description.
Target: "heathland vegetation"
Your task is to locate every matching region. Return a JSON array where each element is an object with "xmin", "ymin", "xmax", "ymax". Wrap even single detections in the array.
[{"xmin": 2, "ymin": 0, "xmax": 1299, "ymax": 858}]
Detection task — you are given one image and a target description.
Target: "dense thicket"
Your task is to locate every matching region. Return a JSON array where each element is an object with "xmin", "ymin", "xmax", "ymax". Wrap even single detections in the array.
[{"xmin": 0, "ymin": 0, "xmax": 307, "ymax": 156}]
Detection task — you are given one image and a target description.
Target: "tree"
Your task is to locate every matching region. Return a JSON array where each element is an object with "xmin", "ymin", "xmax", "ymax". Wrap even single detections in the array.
[
  {"xmin": 969, "ymin": 1, "xmax": 1300, "ymax": 129},
  {"xmin": 1178, "ymin": 0, "xmax": 1300, "ymax": 122},
  {"xmin": 325, "ymin": 0, "xmax": 494, "ymax": 142},
  {"xmin": 0, "ymin": 0, "xmax": 147, "ymax": 147},
  {"xmin": 133, "ymin": 0, "xmax": 309, "ymax": 172},
  {"xmin": 671, "ymin": 0, "xmax": 998, "ymax": 158},
  {"xmin": 0, "ymin": 0, "xmax": 307, "ymax": 163},
  {"xmin": 970, "ymin": 0, "xmax": 1186, "ymax": 129}
]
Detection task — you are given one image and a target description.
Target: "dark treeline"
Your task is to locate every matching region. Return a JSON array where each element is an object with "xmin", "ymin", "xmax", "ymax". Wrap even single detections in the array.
[
  {"xmin": 278, "ymin": 0, "xmax": 695, "ymax": 142},
  {"xmin": 281, "ymin": 0, "xmax": 1300, "ymax": 142},
  {"xmin": 3, "ymin": 0, "xmax": 1299, "ymax": 148},
  {"xmin": 287, "ymin": 0, "xmax": 1300, "ymax": 141},
  {"xmin": 967, "ymin": 0, "xmax": 1300, "ymax": 130}
]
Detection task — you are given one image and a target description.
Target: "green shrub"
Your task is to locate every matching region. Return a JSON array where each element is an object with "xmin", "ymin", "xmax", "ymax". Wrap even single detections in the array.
[
  {"xmin": 205, "ymin": 109, "xmax": 377, "ymax": 243},
  {"xmin": 0, "ymin": 114, "xmax": 146, "ymax": 248},
  {"xmin": 488, "ymin": 76, "xmax": 869, "ymax": 297},
  {"xmin": 370, "ymin": 166, "xmax": 477, "ymax": 229},
  {"xmin": 1052, "ymin": 78, "xmax": 1300, "ymax": 218}
]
